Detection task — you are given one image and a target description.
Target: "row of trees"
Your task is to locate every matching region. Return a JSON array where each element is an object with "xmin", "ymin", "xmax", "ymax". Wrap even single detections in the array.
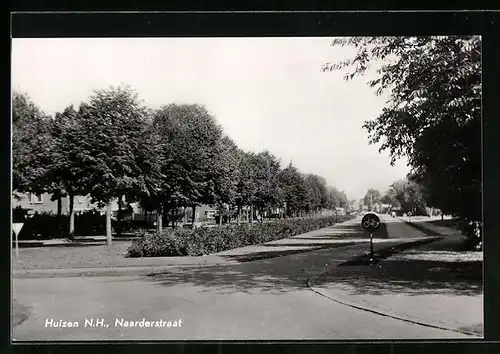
[
  {"xmin": 12, "ymin": 86, "xmax": 349, "ymax": 244},
  {"xmin": 326, "ymin": 36, "xmax": 481, "ymax": 222},
  {"xmin": 380, "ymin": 179, "xmax": 429, "ymax": 215}
]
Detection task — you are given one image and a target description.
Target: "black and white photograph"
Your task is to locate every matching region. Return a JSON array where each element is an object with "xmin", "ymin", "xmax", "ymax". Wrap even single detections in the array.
[{"xmin": 11, "ymin": 34, "xmax": 483, "ymax": 341}]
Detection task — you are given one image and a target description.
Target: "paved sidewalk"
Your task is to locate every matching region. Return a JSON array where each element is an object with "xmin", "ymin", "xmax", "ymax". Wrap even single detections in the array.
[{"xmin": 308, "ymin": 216, "xmax": 483, "ymax": 337}]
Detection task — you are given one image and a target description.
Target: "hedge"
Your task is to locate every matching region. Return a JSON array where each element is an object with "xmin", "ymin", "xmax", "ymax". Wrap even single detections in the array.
[
  {"xmin": 11, "ymin": 209, "xmax": 151, "ymax": 240},
  {"xmin": 127, "ymin": 215, "xmax": 354, "ymax": 257}
]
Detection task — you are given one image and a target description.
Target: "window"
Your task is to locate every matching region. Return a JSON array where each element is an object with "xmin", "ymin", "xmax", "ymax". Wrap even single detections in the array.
[{"xmin": 30, "ymin": 193, "xmax": 43, "ymax": 204}]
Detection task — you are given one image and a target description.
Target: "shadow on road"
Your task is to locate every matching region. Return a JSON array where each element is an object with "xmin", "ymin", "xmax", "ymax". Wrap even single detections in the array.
[
  {"xmin": 137, "ymin": 224, "xmax": 370, "ymax": 294},
  {"xmin": 135, "ymin": 223, "xmax": 400, "ymax": 295},
  {"xmin": 221, "ymin": 243, "xmax": 354, "ymax": 262},
  {"xmin": 404, "ymin": 221, "xmax": 442, "ymax": 237},
  {"xmin": 218, "ymin": 223, "xmax": 378, "ymax": 263}
]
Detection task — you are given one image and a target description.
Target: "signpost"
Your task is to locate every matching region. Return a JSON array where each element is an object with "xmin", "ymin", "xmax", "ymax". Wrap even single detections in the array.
[
  {"xmin": 12, "ymin": 223, "xmax": 24, "ymax": 258},
  {"xmin": 361, "ymin": 212, "xmax": 381, "ymax": 262}
]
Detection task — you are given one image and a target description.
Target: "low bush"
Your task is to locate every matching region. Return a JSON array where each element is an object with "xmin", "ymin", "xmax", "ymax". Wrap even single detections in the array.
[
  {"xmin": 12, "ymin": 209, "xmax": 110, "ymax": 239},
  {"xmin": 461, "ymin": 220, "xmax": 482, "ymax": 251},
  {"xmin": 15, "ymin": 212, "xmax": 68, "ymax": 240},
  {"xmin": 127, "ymin": 215, "xmax": 354, "ymax": 257}
]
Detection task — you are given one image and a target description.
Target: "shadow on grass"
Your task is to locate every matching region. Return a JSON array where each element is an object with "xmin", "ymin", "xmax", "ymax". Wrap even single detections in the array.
[
  {"xmin": 340, "ymin": 237, "xmax": 441, "ymax": 266},
  {"xmin": 426, "ymin": 219, "xmax": 460, "ymax": 228},
  {"xmin": 315, "ymin": 258, "xmax": 482, "ymax": 296}
]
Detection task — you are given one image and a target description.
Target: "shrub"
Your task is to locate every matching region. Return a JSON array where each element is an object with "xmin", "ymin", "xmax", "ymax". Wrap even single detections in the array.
[
  {"xmin": 461, "ymin": 220, "xmax": 482, "ymax": 251},
  {"xmin": 14, "ymin": 212, "xmax": 69, "ymax": 240},
  {"xmin": 127, "ymin": 215, "xmax": 354, "ymax": 257},
  {"xmin": 12, "ymin": 209, "xmax": 110, "ymax": 240}
]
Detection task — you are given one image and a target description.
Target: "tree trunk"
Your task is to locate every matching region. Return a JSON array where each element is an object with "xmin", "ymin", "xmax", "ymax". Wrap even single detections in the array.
[
  {"xmin": 57, "ymin": 195, "xmax": 62, "ymax": 217},
  {"xmin": 106, "ymin": 200, "xmax": 112, "ymax": 247},
  {"xmin": 117, "ymin": 195, "xmax": 123, "ymax": 237},
  {"xmin": 164, "ymin": 206, "xmax": 170, "ymax": 228},
  {"xmin": 250, "ymin": 205, "xmax": 254, "ymax": 225},
  {"xmin": 56, "ymin": 194, "xmax": 62, "ymax": 236},
  {"xmin": 171, "ymin": 208, "xmax": 176, "ymax": 229},
  {"xmin": 68, "ymin": 194, "xmax": 75, "ymax": 238},
  {"xmin": 157, "ymin": 204, "xmax": 163, "ymax": 232},
  {"xmin": 219, "ymin": 207, "xmax": 223, "ymax": 226},
  {"xmin": 237, "ymin": 205, "xmax": 241, "ymax": 225},
  {"xmin": 191, "ymin": 205, "xmax": 196, "ymax": 225}
]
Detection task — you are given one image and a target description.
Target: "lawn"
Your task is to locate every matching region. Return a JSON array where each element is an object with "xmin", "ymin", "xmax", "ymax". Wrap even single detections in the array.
[{"xmin": 12, "ymin": 241, "xmax": 172, "ymax": 270}]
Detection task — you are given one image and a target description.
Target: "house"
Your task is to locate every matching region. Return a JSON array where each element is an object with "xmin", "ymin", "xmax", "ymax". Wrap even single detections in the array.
[{"xmin": 12, "ymin": 192, "xmax": 97, "ymax": 215}]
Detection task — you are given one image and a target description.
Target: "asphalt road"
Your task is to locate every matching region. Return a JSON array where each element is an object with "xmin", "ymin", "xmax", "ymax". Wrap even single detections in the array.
[{"xmin": 12, "ymin": 216, "xmax": 471, "ymax": 341}]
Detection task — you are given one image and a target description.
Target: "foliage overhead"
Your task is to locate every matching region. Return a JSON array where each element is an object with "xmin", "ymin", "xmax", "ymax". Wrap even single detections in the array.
[{"xmin": 326, "ymin": 36, "xmax": 481, "ymax": 220}]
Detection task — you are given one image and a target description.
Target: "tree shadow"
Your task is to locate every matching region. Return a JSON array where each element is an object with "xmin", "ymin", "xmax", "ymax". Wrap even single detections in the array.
[
  {"xmin": 404, "ymin": 221, "xmax": 442, "ymax": 237},
  {"xmin": 125, "ymin": 221, "xmax": 464, "ymax": 297},
  {"xmin": 221, "ymin": 243, "xmax": 355, "ymax": 262},
  {"xmin": 136, "ymin": 223, "xmax": 393, "ymax": 295},
  {"xmin": 340, "ymin": 238, "xmax": 441, "ymax": 266},
  {"xmin": 316, "ymin": 259, "xmax": 482, "ymax": 296},
  {"xmin": 143, "ymin": 262, "xmax": 309, "ymax": 295}
]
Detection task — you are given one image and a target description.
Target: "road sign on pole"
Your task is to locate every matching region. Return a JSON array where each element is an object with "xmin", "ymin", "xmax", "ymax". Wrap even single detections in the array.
[
  {"xmin": 361, "ymin": 213, "xmax": 380, "ymax": 262},
  {"xmin": 12, "ymin": 223, "xmax": 24, "ymax": 258}
]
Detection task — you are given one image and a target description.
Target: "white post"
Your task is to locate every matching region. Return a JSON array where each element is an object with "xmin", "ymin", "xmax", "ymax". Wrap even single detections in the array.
[
  {"xmin": 15, "ymin": 229, "xmax": 19, "ymax": 258},
  {"xmin": 12, "ymin": 223, "xmax": 24, "ymax": 259}
]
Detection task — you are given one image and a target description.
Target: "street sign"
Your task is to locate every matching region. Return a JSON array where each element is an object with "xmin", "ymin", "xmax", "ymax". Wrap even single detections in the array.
[
  {"xmin": 12, "ymin": 223, "xmax": 24, "ymax": 258},
  {"xmin": 12, "ymin": 223, "xmax": 24, "ymax": 236},
  {"xmin": 361, "ymin": 213, "xmax": 380, "ymax": 233}
]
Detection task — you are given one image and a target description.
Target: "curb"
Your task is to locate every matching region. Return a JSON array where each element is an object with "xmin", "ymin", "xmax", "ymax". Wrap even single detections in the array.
[
  {"xmin": 13, "ymin": 261, "xmax": 241, "ymax": 279},
  {"xmin": 306, "ymin": 277, "xmax": 480, "ymax": 337},
  {"xmin": 305, "ymin": 237, "xmax": 481, "ymax": 337}
]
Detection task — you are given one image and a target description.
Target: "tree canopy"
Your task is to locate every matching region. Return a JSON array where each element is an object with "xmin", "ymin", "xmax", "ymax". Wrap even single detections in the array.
[
  {"xmin": 325, "ymin": 36, "xmax": 481, "ymax": 220},
  {"xmin": 12, "ymin": 86, "xmax": 352, "ymax": 231}
]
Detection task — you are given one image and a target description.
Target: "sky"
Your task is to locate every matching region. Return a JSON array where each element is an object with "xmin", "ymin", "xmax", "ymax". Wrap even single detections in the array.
[{"xmin": 11, "ymin": 37, "xmax": 410, "ymax": 201}]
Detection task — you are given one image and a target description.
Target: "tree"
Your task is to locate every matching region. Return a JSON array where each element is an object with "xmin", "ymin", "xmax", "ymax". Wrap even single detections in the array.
[
  {"xmin": 252, "ymin": 151, "xmax": 283, "ymax": 218},
  {"xmin": 325, "ymin": 36, "xmax": 481, "ymax": 221},
  {"xmin": 389, "ymin": 179, "xmax": 427, "ymax": 215},
  {"xmin": 49, "ymin": 105, "xmax": 94, "ymax": 236},
  {"xmin": 279, "ymin": 162, "xmax": 308, "ymax": 218},
  {"xmin": 209, "ymin": 136, "xmax": 239, "ymax": 226},
  {"xmin": 303, "ymin": 174, "xmax": 329, "ymax": 215},
  {"xmin": 12, "ymin": 92, "xmax": 52, "ymax": 196},
  {"xmin": 76, "ymin": 86, "xmax": 152, "ymax": 245},
  {"xmin": 150, "ymin": 103, "xmax": 228, "ymax": 228},
  {"xmin": 381, "ymin": 191, "xmax": 400, "ymax": 208},
  {"xmin": 234, "ymin": 150, "xmax": 257, "ymax": 224},
  {"xmin": 363, "ymin": 189, "xmax": 381, "ymax": 210},
  {"xmin": 326, "ymin": 185, "xmax": 348, "ymax": 210}
]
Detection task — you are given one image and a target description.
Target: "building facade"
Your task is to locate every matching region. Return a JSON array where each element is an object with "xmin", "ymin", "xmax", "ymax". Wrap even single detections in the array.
[{"xmin": 12, "ymin": 192, "xmax": 97, "ymax": 215}]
